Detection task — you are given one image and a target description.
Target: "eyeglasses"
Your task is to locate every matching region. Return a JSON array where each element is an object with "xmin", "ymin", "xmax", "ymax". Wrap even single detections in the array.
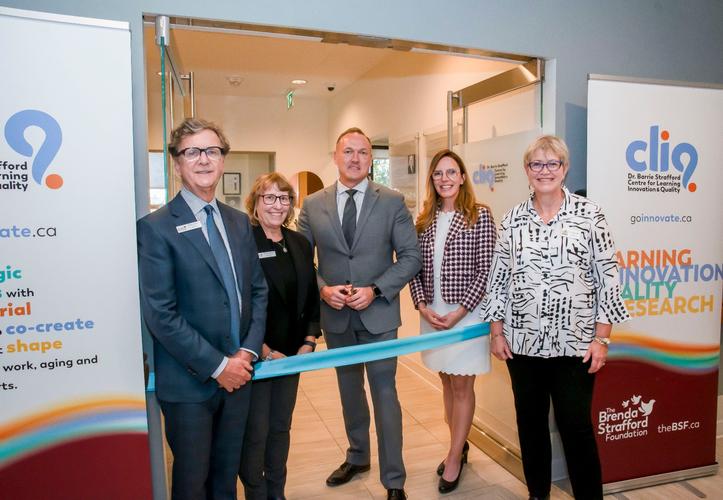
[
  {"xmin": 527, "ymin": 160, "xmax": 564, "ymax": 172},
  {"xmin": 261, "ymin": 194, "xmax": 292, "ymax": 206},
  {"xmin": 177, "ymin": 146, "xmax": 225, "ymax": 162},
  {"xmin": 431, "ymin": 169, "xmax": 460, "ymax": 180}
]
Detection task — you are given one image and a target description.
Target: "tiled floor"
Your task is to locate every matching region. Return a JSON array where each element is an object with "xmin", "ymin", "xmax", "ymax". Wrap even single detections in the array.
[{"xmin": 278, "ymin": 353, "xmax": 723, "ymax": 499}]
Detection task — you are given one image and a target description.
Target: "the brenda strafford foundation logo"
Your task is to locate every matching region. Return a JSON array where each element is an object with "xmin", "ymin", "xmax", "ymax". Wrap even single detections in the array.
[
  {"xmin": 598, "ymin": 394, "xmax": 656, "ymax": 442},
  {"xmin": 2, "ymin": 109, "xmax": 63, "ymax": 191}
]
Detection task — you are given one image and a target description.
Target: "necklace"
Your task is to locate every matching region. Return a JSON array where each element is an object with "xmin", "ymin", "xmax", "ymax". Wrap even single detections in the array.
[{"xmin": 273, "ymin": 238, "xmax": 288, "ymax": 253}]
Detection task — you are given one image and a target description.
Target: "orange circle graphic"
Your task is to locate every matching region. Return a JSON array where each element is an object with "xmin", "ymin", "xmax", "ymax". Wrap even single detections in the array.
[
  {"xmin": 661, "ymin": 130, "xmax": 670, "ymax": 140},
  {"xmin": 688, "ymin": 182, "xmax": 697, "ymax": 192},
  {"xmin": 45, "ymin": 174, "xmax": 64, "ymax": 189}
]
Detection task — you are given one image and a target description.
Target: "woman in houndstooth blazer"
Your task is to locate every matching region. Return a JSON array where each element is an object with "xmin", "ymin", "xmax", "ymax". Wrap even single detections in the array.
[{"xmin": 409, "ymin": 149, "xmax": 496, "ymax": 494}]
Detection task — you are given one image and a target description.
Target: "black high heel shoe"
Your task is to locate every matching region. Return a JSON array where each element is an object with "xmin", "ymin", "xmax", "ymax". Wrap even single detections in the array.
[
  {"xmin": 436, "ymin": 441, "xmax": 469, "ymax": 476},
  {"xmin": 438, "ymin": 456, "xmax": 465, "ymax": 494}
]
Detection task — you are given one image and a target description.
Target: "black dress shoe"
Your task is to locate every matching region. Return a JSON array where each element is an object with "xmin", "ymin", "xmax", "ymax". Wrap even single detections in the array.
[
  {"xmin": 528, "ymin": 496, "xmax": 550, "ymax": 500},
  {"xmin": 387, "ymin": 488, "xmax": 407, "ymax": 499},
  {"xmin": 436, "ymin": 440, "xmax": 469, "ymax": 476},
  {"xmin": 325, "ymin": 461, "xmax": 371, "ymax": 486},
  {"xmin": 438, "ymin": 456, "xmax": 464, "ymax": 494}
]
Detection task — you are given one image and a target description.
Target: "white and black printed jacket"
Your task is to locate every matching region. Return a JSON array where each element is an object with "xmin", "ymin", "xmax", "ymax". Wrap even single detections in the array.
[
  {"xmin": 409, "ymin": 206, "xmax": 496, "ymax": 312},
  {"xmin": 481, "ymin": 187, "xmax": 630, "ymax": 358}
]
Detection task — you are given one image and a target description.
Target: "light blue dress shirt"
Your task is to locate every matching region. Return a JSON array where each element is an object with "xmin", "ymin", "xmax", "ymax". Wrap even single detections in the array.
[{"xmin": 180, "ymin": 188, "xmax": 257, "ymax": 378}]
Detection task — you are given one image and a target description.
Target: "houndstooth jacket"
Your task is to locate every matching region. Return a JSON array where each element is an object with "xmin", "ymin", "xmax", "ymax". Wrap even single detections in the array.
[{"xmin": 409, "ymin": 205, "xmax": 496, "ymax": 312}]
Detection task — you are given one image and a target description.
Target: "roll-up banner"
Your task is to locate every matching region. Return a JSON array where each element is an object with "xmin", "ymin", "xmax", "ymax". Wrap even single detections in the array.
[
  {"xmin": 587, "ymin": 76, "xmax": 722, "ymax": 486},
  {"xmin": 0, "ymin": 8, "xmax": 152, "ymax": 499}
]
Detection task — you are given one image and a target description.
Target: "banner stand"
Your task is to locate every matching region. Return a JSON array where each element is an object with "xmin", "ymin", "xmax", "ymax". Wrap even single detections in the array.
[
  {"xmin": 605, "ymin": 464, "xmax": 719, "ymax": 495},
  {"xmin": 588, "ymin": 74, "xmax": 722, "ymax": 492},
  {"xmin": 0, "ymin": 8, "xmax": 152, "ymax": 499}
]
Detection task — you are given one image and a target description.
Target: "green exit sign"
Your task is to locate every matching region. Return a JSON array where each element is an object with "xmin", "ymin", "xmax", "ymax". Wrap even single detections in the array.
[{"xmin": 286, "ymin": 90, "xmax": 294, "ymax": 110}]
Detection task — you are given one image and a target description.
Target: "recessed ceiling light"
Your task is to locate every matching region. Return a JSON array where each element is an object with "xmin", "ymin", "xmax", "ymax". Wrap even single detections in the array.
[{"xmin": 291, "ymin": 79, "xmax": 307, "ymax": 85}]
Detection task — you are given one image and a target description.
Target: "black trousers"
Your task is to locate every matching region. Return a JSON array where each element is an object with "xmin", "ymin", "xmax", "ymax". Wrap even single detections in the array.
[
  {"xmin": 506, "ymin": 355, "xmax": 602, "ymax": 500},
  {"xmin": 239, "ymin": 374, "xmax": 300, "ymax": 500},
  {"xmin": 160, "ymin": 385, "xmax": 251, "ymax": 500}
]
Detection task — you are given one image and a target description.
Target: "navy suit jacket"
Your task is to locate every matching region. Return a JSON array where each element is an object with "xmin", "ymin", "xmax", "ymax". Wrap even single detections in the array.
[{"xmin": 137, "ymin": 193, "xmax": 268, "ymax": 403}]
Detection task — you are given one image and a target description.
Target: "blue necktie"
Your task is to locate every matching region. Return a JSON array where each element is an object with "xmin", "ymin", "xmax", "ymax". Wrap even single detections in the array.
[{"xmin": 203, "ymin": 205, "xmax": 241, "ymax": 349}]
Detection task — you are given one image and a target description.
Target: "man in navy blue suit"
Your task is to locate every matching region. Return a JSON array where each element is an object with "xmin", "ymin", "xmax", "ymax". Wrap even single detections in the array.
[{"xmin": 137, "ymin": 118, "xmax": 267, "ymax": 500}]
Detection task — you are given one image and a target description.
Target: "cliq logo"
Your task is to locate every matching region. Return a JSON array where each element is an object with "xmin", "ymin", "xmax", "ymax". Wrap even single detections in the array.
[
  {"xmin": 4, "ymin": 109, "xmax": 63, "ymax": 189},
  {"xmin": 472, "ymin": 164, "xmax": 495, "ymax": 190},
  {"xmin": 625, "ymin": 125, "xmax": 698, "ymax": 192}
]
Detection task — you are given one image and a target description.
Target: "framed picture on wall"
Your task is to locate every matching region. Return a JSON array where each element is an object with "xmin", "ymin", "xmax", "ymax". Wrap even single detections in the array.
[
  {"xmin": 223, "ymin": 173, "xmax": 241, "ymax": 195},
  {"xmin": 407, "ymin": 154, "xmax": 416, "ymax": 174}
]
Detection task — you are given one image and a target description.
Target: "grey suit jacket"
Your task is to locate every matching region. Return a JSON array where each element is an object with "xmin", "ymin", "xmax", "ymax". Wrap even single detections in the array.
[
  {"xmin": 137, "ymin": 193, "xmax": 268, "ymax": 402},
  {"xmin": 297, "ymin": 181, "xmax": 421, "ymax": 334}
]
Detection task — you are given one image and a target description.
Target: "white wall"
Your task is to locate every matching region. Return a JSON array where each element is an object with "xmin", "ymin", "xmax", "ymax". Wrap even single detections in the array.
[
  {"xmin": 147, "ymin": 91, "xmax": 332, "ymax": 186},
  {"xmin": 328, "ymin": 51, "xmax": 515, "ymax": 147}
]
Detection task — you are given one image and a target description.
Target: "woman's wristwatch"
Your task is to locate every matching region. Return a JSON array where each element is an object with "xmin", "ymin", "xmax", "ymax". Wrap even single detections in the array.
[
  {"xmin": 593, "ymin": 336, "xmax": 611, "ymax": 346},
  {"xmin": 302, "ymin": 340, "xmax": 317, "ymax": 351}
]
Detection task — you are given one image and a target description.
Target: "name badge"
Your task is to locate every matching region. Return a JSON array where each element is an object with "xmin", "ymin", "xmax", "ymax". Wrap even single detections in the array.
[
  {"xmin": 258, "ymin": 250, "xmax": 276, "ymax": 259},
  {"xmin": 176, "ymin": 221, "xmax": 203, "ymax": 233},
  {"xmin": 560, "ymin": 228, "xmax": 583, "ymax": 240}
]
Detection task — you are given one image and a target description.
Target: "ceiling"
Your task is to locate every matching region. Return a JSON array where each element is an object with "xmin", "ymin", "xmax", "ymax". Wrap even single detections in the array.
[{"xmin": 144, "ymin": 25, "xmax": 516, "ymax": 100}]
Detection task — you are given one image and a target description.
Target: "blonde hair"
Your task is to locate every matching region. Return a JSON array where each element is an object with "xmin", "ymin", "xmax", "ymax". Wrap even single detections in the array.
[
  {"xmin": 245, "ymin": 172, "xmax": 297, "ymax": 227},
  {"xmin": 523, "ymin": 135, "xmax": 569, "ymax": 167},
  {"xmin": 415, "ymin": 149, "xmax": 485, "ymax": 233}
]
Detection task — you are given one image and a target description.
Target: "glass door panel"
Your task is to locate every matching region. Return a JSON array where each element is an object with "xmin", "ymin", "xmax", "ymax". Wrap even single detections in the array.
[{"xmin": 160, "ymin": 48, "xmax": 191, "ymax": 202}]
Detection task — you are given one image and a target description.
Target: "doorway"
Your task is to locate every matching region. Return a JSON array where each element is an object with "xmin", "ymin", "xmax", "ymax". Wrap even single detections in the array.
[{"xmin": 142, "ymin": 14, "xmax": 551, "ymax": 496}]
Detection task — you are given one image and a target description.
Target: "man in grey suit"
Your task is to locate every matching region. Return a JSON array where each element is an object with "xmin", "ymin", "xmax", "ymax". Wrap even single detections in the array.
[
  {"xmin": 297, "ymin": 128, "xmax": 421, "ymax": 500},
  {"xmin": 137, "ymin": 118, "xmax": 267, "ymax": 500}
]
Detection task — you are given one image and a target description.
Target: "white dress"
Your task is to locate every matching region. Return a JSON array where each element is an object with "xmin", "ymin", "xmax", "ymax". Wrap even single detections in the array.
[{"xmin": 419, "ymin": 211, "xmax": 491, "ymax": 375}]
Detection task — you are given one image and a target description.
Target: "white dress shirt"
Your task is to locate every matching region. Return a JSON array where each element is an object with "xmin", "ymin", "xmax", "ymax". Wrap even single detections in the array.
[{"xmin": 336, "ymin": 177, "xmax": 368, "ymax": 224}]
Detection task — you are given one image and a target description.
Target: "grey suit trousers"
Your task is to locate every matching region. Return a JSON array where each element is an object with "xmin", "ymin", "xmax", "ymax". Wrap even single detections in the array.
[{"xmin": 324, "ymin": 312, "xmax": 405, "ymax": 489}]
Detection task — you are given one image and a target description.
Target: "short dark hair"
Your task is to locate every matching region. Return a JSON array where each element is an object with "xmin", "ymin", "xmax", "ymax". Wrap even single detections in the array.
[
  {"xmin": 335, "ymin": 127, "xmax": 372, "ymax": 146},
  {"xmin": 168, "ymin": 118, "xmax": 230, "ymax": 157}
]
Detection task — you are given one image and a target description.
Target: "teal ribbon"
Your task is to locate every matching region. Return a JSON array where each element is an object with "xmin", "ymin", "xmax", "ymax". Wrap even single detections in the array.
[
  {"xmin": 252, "ymin": 322, "xmax": 489, "ymax": 380},
  {"xmin": 146, "ymin": 323, "xmax": 489, "ymax": 391}
]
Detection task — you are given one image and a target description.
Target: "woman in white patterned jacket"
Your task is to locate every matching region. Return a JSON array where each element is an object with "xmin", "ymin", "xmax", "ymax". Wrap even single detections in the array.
[
  {"xmin": 481, "ymin": 135, "xmax": 630, "ymax": 500},
  {"xmin": 409, "ymin": 149, "xmax": 496, "ymax": 494}
]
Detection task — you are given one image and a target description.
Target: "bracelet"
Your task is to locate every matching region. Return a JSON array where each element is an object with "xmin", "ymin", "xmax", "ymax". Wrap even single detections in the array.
[
  {"xmin": 491, "ymin": 333, "xmax": 503, "ymax": 340},
  {"xmin": 264, "ymin": 350, "xmax": 277, "ymax": 361},
  {"xmin": 593, "ymin": 336, "xmax": 611, "ymax": 346},
  {"xmin": 302, "ymin": 340, "xmax": 317, "ymax": 351}
]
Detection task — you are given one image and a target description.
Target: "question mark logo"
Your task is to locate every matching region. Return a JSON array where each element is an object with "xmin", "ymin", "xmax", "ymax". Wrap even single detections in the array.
[{"xmin": 4, "ymin": 109, "xmax": 63, "ymax": 189}]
